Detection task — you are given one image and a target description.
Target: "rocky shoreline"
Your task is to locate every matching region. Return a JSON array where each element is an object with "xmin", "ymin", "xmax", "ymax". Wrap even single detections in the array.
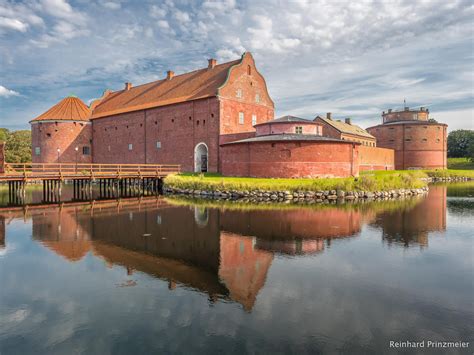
[
  {"xmin": 423, "ymin": 176, "xmax": 472, "ymax": 182},
  {"xmin": 163, "ymin": 185, "xmax": 430, "ymax": 204}
]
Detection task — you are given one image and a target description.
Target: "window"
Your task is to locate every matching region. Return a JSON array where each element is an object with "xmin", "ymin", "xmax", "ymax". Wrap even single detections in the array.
[
  {"xmin": 35, "ymin": 147, "xmax": 41, "ymax": 156},
  {"xmin": 236, "ymin": 89, "xmax": 242, "ymax": 98},
  {"xmin": 295, "ymin": 126, "xmax": 303, "ymax": 134},
  {"xmin": 247, "ymin": 65, "xmax": 251, "ymax": 75},
  {"xmin": 156, "ymin": 141, "xmax": 161, "ymax": 149},
  {"xmin": 83, "ymin": 146, "xmax": 90, "ymax": 155},
  {"xmin": 239, "ymin": 112, "xmax": 244, "ymax": 124},
  {"xmin": 46, "ymin": 133, "xmax": 51, "ymax": 137},
  {"xmin": 255, "ymin": 94, "xmax": 260, "ymax": 103},
  {"xmin": 252, "ymin": 114, "xmax": 257, "ymax": 126},
  {"xmin": 128, "ymin": 143, "xmax": 133, "ymax": 151}
]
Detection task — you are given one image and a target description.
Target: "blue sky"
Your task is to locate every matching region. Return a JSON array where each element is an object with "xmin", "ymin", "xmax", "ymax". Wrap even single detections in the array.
[{"xmin": 0, "ymin": 0, "xmax": 473, "ymax": 131}]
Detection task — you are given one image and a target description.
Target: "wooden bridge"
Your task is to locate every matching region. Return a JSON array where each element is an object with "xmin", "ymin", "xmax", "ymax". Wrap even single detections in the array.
[{"xmin": 0, "ymin": 162, "xmax": 181, "ymax": 205}]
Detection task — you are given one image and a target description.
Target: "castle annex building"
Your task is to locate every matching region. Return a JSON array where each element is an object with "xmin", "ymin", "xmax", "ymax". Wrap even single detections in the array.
[{"xmin": 367, "ymin": 107, "xmax": 447, "ymax": 169}]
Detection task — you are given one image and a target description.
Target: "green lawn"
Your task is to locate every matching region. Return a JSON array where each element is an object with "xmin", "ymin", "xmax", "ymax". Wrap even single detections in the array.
[
  {"xmin": 165, "ymin": 168, "xmax": 473, "ymax": 193},
  {"xmin": 448, "ymin": 157, "xmax": 474, "ymax": 170},
  {"xmin": 164, "ymin": 171, "xmax": 427, "ymax": 192}
]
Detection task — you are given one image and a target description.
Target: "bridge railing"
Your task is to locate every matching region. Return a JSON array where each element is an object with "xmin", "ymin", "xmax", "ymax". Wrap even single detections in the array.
[{"xmin": 2, "ymin": 163, "xmax": 181, "ymax": 178}]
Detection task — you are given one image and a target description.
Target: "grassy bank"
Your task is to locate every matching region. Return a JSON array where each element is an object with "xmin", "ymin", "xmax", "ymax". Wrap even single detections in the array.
[
  {"xmin": 164, "ymin": 169, "xmax": 474, "ymax": 193},
  {"xmin": 164, "ymin": 171, "xmax": 427, "ymax": 193},
  {"xmin": 447, "ymin": 157, "xmax": 474, "ymax": 170}
]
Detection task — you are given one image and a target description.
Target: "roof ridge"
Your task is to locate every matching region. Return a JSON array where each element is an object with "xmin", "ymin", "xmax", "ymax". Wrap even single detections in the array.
[{"xmin": 110, "ymin": 58, "xmax": 240, "ymax": 95}]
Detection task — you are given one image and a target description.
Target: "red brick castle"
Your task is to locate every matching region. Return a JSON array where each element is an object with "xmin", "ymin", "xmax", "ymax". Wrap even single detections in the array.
[{"xmin": 30, "ymin": 52, "xmax": 447, "ymax": 177}]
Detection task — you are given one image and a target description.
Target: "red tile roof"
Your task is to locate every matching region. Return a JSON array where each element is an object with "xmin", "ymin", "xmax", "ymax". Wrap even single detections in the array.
[
  {"xmin": 31, "ymin": 96, "xmax": 91, "ymax": 122},
  {"xmin": 90, "ymin": 58, "xmax": 241, "ymax": 119}
]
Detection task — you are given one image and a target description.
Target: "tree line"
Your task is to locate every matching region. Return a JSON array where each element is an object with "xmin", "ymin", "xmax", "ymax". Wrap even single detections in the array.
[
  {"xmin": 0, "ymin": 128, "xmax": 32, "ymax": 163},
  {"xmin": 447, "ymin": 129, "xmax": 474, "ymax": 160}
]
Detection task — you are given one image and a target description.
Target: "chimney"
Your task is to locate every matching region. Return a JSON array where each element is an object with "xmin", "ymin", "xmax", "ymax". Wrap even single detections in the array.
[
  {"xmin": 345, "ymin": 117, "xmax": 351, "ymax": 125},
  {"xmin": 167, "ymin": 70, "xmax": 174, "ymax": 80},
  {"xmin": 388, "ymin": 109, "xmax": 392, "ymax": 113},
  {"xmin": 208, "ymin": 58, "xmax": 217, "ymax": 69},
  {"xmin": 420, "ymin": 107, "xmax": 425, "ymax": 111},
  {"xmin": 326, "ymin": 112, "xmax": 332, "ymax": 120},
  {"xmin": 124, "ymin": 82, "xmax": 132, "ymax": 91}
]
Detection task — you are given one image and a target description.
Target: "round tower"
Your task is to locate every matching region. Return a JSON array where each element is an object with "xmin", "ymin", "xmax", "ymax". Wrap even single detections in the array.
[
  {"xmin": 30, "ymin": 96, "xmax": 92, "ymax": 164},
  {"xmin": 367, "ymin": 106, "xmax": 447, "ymax": 169}
]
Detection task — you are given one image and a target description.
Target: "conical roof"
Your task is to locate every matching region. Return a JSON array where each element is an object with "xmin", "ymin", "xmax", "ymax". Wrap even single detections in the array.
[{"xmin": 31, "ymin": 96, "xmax": 91, "ymax": 122}]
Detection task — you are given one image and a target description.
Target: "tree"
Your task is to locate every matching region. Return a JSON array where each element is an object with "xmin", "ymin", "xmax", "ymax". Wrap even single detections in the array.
[
  {"xmin": 447, "ymin": 130, "xmax": 474, "ymax": 158},
  {"xmin": 0, "ymin": 128, "xmax": 8, "ymax": 142},
  {"xmin": 4, "ymin": 129, "xmax": 31, "ymax": 163},
  {"xmin": 468, "ymin": 139, "xmax": 474, "ymax": 162}
]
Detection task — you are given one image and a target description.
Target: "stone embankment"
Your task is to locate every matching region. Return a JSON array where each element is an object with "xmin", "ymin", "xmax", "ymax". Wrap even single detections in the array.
[
  {"xmin": 423, "ymin": 176, "xmax": 472, "ymax": 182},
  {"xmin": 163, "ymin": 186, "xmax": 429, "ymax": 204}
]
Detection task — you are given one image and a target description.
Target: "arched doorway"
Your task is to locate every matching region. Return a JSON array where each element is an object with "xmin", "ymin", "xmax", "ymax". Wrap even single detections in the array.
[{"xmin": 194, "ymin": 143, "xmax": 208, "ymax": 173}]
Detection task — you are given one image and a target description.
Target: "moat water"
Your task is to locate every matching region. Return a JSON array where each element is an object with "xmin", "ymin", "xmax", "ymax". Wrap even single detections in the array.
[{"xmin": 0, "ymin": 183, "xmax": 472, "ymax": 354}]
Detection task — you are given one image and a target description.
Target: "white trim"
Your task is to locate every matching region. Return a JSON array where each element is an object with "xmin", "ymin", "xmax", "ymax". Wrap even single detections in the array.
[{"xmin": 30, "ymin": 120, "xmax": 91, "ymax": 125}]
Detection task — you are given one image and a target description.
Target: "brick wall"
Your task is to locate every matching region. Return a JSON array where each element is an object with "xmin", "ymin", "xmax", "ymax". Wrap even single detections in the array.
[
  {"xmin": 221, "ymin": 140, "xmax": 359, "ymax": 178},
  {"xmin": 92, "ymin": 98, "xmax": 221, "ymax": 172},
  {"xmin": 382, "ymin": 110, "xmax": 429, "ymax": 123},
  {"xmin": 367, "ymin": 122, "xmax": 447, "ymax": 169},
  {"xmin": 31, "ymin": 121, "xmax": 92, "ymax": 163},
  {"xmin": 358, "ymin": 145, "xmax": 395, "ymax": 171}
]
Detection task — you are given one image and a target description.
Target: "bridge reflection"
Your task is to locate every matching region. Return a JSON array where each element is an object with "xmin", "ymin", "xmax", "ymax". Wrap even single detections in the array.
[{"xmin": 0, "ymin": 186, "xmax": 447, "ymax": 310}]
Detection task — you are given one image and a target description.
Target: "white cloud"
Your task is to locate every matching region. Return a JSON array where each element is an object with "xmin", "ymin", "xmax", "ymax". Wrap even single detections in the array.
[
  {"xmin": 174, "ymin": 10, "xmax": 190, "ymax": 24},
  {"xmin": 102, "ymin": 2, "xmax": 121, "ymax": 10},
  {"xmin": 0, "ymin": 85, "xmax": 19, "ymax": 97},
  {"xmin": 0, "ymin": 16, "xmax": 28, "ymax": 32}
]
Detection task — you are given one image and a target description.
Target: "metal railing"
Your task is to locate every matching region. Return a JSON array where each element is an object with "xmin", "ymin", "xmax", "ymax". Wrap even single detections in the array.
[{"xmin": 1, "ymin": 162, "xmax": 181, "ymax": 179}]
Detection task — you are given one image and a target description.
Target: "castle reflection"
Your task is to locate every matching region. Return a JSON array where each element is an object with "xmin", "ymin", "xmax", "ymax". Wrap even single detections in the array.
[{"xmin": 0, "ymin": 185, "xmax": 447, "ymax": 310}]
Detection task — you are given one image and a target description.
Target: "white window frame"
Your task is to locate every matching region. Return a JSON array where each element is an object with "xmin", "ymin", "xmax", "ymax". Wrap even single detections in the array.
[
  {"xmin": 239, "ymin": 112, "xmax": 244, "ymax": 124},
  {"xmin": 128, "ymin": 143, "xmax": 133, "ymax": 151},
  {"xmin": 236, "ymin": 89, "xmax": 242, "ymax": 98},
  {"xmin": 156, "ymin": 141, "xmax": 161, "ymax": 149},
  {"xmin": 252, "ymin": 114, "xmax": 257, "ymax": 126},
  {"xmin": 35, "ymin": 147, "xmax": 41, "ymax": 156},
  {"xmin": 255, "ymin": 93, "xmax": 260, "ymax": 103}
]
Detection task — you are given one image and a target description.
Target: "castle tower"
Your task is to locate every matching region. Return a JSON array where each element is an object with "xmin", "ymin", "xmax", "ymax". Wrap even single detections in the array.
[
  {"xmin": 367, "ymin": 106, "xmax": 447, "ymax": 169},
  {"xmin": 30, "ymin": 96, "xmax": 92, "ymax": 163}
]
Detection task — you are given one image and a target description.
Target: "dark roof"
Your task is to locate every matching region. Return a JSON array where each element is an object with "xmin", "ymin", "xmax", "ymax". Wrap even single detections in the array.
[
  {"xmin": 272, "ymin": 115, "xmax": 311, "ymax": 123},
  {"xmin": 315, "ymin": 116, "xmax": 375, "ymax": 139},
  {"xmin": 254, "ymin": 115, "xmax": 319, "ymax": 127},
  {"xmin": 222, "ymin": 134, "xmax": 360, "ymax": 145}
]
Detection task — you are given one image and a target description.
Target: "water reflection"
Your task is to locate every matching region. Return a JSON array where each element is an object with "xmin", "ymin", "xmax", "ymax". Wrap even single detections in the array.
[{"xmin": 0, "ymin": 185, "xmax": 451, "ymax": 312}]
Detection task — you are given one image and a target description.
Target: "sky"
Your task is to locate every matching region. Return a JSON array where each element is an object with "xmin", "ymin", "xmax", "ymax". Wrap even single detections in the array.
[{"xmin": 0, "ymin": 0, "xmax": 473, "ymax": 131}]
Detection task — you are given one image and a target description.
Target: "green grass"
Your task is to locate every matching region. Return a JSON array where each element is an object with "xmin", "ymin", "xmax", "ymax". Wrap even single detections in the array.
[
  {"xmin": 447, "ymin": 157, "xmax": 474, "ymax": 170},
  {"xmin": 164, "ymin": 171, "xmax": 427, "ymax": 193}
]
